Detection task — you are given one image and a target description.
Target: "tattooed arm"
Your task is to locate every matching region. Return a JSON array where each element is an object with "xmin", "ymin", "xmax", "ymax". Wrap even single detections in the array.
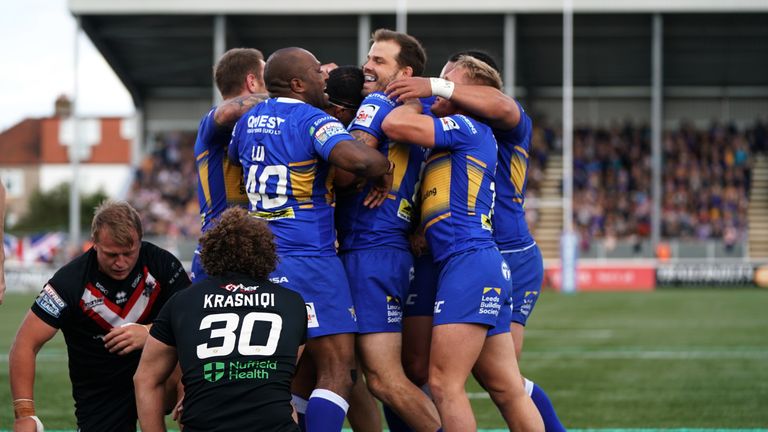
[
  {"xmin": 334, "ymin": 130, "xmax": 381, "ymax": 190},
  {"xmin": 213, "ymin": 93, "xmax": 269, "ymax": 128}
]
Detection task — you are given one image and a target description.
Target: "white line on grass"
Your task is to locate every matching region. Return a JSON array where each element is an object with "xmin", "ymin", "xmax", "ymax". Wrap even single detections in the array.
[{"xmin": 3, "ymin": 349, "xmax": 767, "ymax": 363}]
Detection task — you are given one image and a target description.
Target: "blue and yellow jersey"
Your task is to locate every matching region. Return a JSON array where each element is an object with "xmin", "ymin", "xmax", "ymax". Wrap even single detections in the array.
[
  {"xmin": 229, "ymin": 97, "xmax": 352, "ymax": 257},
  {"xmin": 421, "ymin": 114, "xmax": 498, "ymax": 263},
  {"xmin": 336, "ymin": 92, "xmax": 424, "ymax": 251},
  {"xmin": 194, "ymin": 108, "xmax": 249, "ymax": 233},
  {"xmin": 492, "ymin": 102, "xmax": 535, "ymax": 250}
]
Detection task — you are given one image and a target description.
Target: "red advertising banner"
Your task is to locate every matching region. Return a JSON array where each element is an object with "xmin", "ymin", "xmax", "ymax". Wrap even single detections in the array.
[{"xmin": 545, "ymin": 264, "xmax": 656, "ymax": 291}]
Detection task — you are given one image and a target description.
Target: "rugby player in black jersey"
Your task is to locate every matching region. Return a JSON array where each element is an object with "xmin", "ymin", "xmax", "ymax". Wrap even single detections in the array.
[
  {"xmin": 9, "ymin": 200, "xmax": 191, "ymax": 432},
  {"xmin": 134, "ymin": 207, "xmax": 307, "ymax": 432}
]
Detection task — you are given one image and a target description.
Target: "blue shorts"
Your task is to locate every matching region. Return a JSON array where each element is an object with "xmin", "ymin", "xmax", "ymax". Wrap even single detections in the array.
[
  {"xmin": 269, "ymin": 255, "xmax": 358, "ymax": 338},
  {"xmin": 190, "ymin": 248, "xmax": 208, "ymax": 283},
  {"xmin": 404, "ymin": 253, "xmax": 438, "ymax": 318},
  {"xmin": 501, "ymin": 243, "xmax": 543, "ymax": 326},
  {"xmin": 433, "ymin": 247, "xmax": 513, "ymax": 336},
  {"xmin": 341, "ymin": 248, "xmax": 413, "ymax": 334}
]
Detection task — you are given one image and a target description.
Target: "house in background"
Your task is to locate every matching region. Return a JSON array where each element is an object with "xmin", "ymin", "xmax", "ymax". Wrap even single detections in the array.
[{"xmin": 0, "ymin": 96, "xmax": 136, "ymax": 226}]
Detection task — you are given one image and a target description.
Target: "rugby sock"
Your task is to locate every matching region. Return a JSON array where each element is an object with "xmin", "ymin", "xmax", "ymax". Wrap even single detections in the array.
[
  {"xmin": 291, "ymin": 394, "xmax": 308, "ymax": 431},
  {"xmin": 382, "ymin": 404, "xmax": 413, "ymax": 432},
  {"xmin": 526, "ymin": 379, "xmax": 566, "ymax": 432},
  {"xmin": 305, "ymin": 389, "xmax": 349, "ymax": 432}
]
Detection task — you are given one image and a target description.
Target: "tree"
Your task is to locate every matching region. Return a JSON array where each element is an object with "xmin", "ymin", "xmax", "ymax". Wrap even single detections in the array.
[{"xmin": 9, "ymin": 183, "xmax": 108, "ymax": 234}]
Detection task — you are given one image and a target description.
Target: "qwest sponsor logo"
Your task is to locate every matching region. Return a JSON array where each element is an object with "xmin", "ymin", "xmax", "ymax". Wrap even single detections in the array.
[{"xmin": 248, "ymin": 115, "xmax": 285, "ymax": 129}]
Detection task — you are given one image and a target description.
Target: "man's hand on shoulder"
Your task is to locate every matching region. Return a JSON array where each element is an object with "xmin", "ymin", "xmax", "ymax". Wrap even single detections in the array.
[{"xmin": 385, "ymin": 77, "xmax": 432, "ymax": 102}]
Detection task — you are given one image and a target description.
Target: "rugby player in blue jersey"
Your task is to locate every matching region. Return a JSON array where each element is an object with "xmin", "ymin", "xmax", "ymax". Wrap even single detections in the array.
[
  {"xmin": 191, "ymin": 48, "xmax": 268, "ymax": 283},
  {"xmin": 289, "ymin": 64, "xmax": 385, "ymax": 432},
  {"xmin": 386, "ymin": 51, "xmax": 566, "ymax": 431},
  {"xmin": 229, "ymin": 47, "xmax": 391, "ymax": 432},
  {"xmin": 334, "ymin": 29, "xmax": 441, "ymax": 432},
  {"xmin": 382, "ymin": 56, "xmax": 543, "ymax": 431}
]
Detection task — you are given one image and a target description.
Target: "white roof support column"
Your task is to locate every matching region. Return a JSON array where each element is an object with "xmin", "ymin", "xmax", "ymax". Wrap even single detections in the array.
[
  {"xmin": 503, "ymin": 13, "xmax": 516, "ymax": 97},
  {"xmin": 358, "ymin": 14, "xmax": 371, "ymax": 65},
  {"xmin": 651, "ymin": 13, "xmax": 664, "ymax": 251},
  {"xmin": 213, "ymin": 15, "xmax": 226, "ymax": 105}
]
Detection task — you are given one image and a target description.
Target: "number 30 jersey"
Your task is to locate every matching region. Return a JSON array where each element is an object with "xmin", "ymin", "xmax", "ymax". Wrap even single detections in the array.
[
  {"xmin": 229, "ymin": 97, "xmax": 354, "ymax": 257},
  {"xmin": 150, "ymin": 273, "xmax": 307, "ymax": 432}
]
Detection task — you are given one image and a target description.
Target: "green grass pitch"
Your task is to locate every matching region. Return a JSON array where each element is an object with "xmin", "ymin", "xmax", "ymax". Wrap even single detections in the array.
[{"xmin": 1, "ymin": 288, "xmax": 767, "ymax": 430}]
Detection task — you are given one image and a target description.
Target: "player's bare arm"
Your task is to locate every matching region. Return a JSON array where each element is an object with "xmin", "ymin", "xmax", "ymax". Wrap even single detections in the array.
[
  {"xmin": 334, "ymin": 128, "xmax": 385, "ymax": 199},
  {"xmin": 334, "ymin": 129, "xmax": 382, "ymax": 190},
  {"xmin": 9, "ymin": 312, "xmax": 59, "ymax": 432},
  {"xmin": 213, "ymin": 93, "xmax": 269, "ymax": 128},
  {"xmin": 329, "ymin": 138, "xmax": 393, "ymax": 208},
  {"xmin": 134, "ymin": 336, "xmax": 178, "ymax": 432},
  {"xmin": 381, "ymin": 99, "xmax": 436, "ymax": 148},
  {"xmin": 387, "ymin": 77, "xmax": 520, "ymax": 131}
]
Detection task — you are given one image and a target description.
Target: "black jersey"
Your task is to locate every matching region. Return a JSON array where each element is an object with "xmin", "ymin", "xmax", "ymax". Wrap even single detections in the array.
[
  {"xmin": 31, "ymin": 241, "xmax": 191, "ymax": 432},
  {"xmin": 151, "ymin": 272, "xmax": 306, "ymax": 432}
]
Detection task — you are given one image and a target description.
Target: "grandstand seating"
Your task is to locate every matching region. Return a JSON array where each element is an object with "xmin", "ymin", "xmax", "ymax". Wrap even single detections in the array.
[{"xmin": 120, "ymin": 121, "xmax": 764, "ymax": 261}]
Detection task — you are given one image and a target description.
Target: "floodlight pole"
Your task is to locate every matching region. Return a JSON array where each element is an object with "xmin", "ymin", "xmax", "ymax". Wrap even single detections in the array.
[
  {"xmin": 69, "ymin": 17, "xmax": 82, "ymax": 256},
  {"xmin": 651, "ymin": 14, "xmax": 664, "ymax": 252},
  {"xmin": 561, "ymin": 0, "xmax": 577, "ymax": 293}
]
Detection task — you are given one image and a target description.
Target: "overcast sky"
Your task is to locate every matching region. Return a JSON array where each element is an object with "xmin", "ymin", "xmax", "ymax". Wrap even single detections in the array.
[{"xmin": 0, "ymin": 0, "xmax": 134, "ymax": 132}]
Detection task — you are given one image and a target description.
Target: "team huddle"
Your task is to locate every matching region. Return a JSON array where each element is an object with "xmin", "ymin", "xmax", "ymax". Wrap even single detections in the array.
[{"xmin": 9, "ymin": 29, "xmax": 565, "ymax": 432}]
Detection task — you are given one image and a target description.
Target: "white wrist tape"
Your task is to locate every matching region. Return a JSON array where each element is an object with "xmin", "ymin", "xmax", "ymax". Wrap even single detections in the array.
[
  {"xmin": 32, "ymin": 415, "xmax": 44, "ymax": 432},
  {"xmin": 430, "ymin": 78, "xmax": 455, "ymax": 100}
]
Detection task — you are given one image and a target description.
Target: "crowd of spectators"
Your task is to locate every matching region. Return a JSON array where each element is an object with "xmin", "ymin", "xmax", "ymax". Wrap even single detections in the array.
[
  {"xmin": 570, "ymin": 120, "xmax": 764, "ymax": 252},
  {"xmin": 126, "ymin": 132, "xmax": 200, "ymax": 241},
  {"xmin": 122, "ymin": 119, "xmax": 766, "ymax": 256}
]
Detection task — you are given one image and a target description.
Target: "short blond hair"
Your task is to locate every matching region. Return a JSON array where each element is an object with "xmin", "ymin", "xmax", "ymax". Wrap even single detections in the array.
[
  {"xmin": 453, "ymin": 55, "xmax": 503, "ymax": 90},
  {"xmin": 91, "ymin": 200, "xmax": 143, "ymax": 246}
]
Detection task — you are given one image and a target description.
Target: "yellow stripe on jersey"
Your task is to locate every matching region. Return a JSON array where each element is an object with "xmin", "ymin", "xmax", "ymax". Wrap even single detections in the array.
[
  {"xmin": 388, "ymin": 142, "xmax": 410, "ymax": 192},
  {"xmin": 223, "ymin": 160, "xmax": 248, "ymax": 205},
  {"xmin": 424, "ymin": 212, "xmax": 451, "ymax": 231},
  {"xmin": 466, "ymin": 155, "xmax": 487, "ymax": 169},
  {"xmin": 198, "ymin": 157, "xmax": 212, "ymax": 208},
  {"xmin": 510, "ymin": 151, "xmax": 528, "ymax": 196},
  {"xmin": 250, "ymin": 208, "xmax": 296, "ymax": 220},
  {"xmin": 466, "ymin": 159, "xmax": 485, "ymax": 213},
  {"xmin": 290, "ymin": 159, "xmax": 317, "ymax": 167},
  {"xmin": 290, "ymin": 163, "xmax": 317, "ymax": 203},
  {"xmin": 421, "ymin": 155, "xmax": 451, "ymax": 225},
  {"xmin": 196, "ymin": 150, "xmax": 209, "ymax": 161},
  {"xmin": 427, "ymin": 151, "xmax": 449, "ymax": 164},
  {"xmin": 514, "ymin": 145, "xmax": 529, "ymax": 159}
]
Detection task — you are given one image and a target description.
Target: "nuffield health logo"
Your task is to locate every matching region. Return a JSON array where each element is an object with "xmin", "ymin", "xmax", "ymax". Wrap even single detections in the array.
[{"xmin": 203, "ymin": 362, "xmax": 225, "ymax": 382}]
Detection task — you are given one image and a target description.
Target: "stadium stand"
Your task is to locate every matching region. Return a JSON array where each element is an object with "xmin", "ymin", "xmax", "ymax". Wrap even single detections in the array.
[{"xmin": 127, "ymin": 132, "xmax": 199, "ymax": 238}]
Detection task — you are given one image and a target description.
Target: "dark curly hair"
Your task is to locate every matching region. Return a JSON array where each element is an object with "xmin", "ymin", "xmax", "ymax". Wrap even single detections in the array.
[{"xmin": 199, "ymin": 207, "xmax": 278, "ymax": 279}]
